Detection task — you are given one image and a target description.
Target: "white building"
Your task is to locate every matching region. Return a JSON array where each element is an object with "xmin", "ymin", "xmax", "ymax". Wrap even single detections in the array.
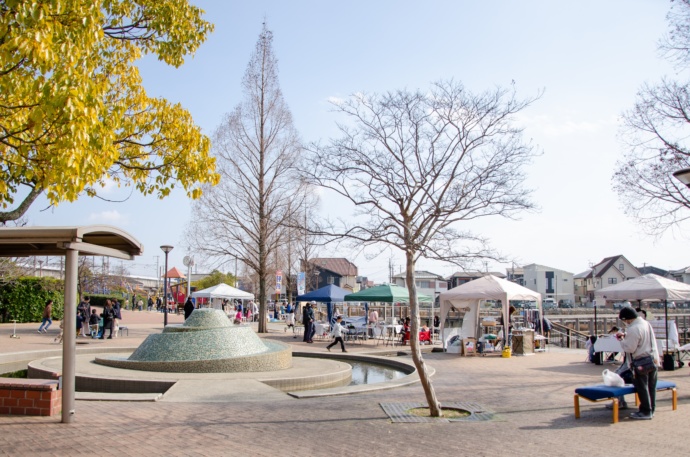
[
  {"xmin": 391, "ymin": 270, "xmax": 448, "ymax": 301},
  {"xmin": 522, "ymin": 263, "xmax": 575, "ymax": 304}
]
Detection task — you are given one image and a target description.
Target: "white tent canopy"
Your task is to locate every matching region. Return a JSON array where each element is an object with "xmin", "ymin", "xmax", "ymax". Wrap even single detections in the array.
[
  {"xmin": 439, "ymin": 274, "xmax": 542, "ymax": 345},
  {"xmin": 595, "ymin": 274, "xmax": 690, "ymax": 302},
  {"xmin": 191, "ymin": 283, "xmax": 254, "ymax": 300}
]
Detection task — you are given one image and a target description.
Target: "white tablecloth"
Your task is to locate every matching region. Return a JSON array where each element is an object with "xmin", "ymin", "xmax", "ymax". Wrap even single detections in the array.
[
  {"xmin": 594, "ymin": 335, "xmax": 623, "ymax": 353},
  {"xmin": 314, "ymin": 323, "xmax": 330, "ymax": 337}
]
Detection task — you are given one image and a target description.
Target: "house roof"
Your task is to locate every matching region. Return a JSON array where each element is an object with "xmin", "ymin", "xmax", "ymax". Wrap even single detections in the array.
[
  {"xmin": 310, "ymin": 258, "xmax": 357, "ymax": 277},
  {"xmin": 391, "ymin": 270, "xmax": 444, "ymax": 280},
  {"xmin": 448, "ymin": 271, "xmax": 506, "ymax": 280},
  {"xmin": 591, "ymin": 255, "xmax": 640, "ymax": 279}
]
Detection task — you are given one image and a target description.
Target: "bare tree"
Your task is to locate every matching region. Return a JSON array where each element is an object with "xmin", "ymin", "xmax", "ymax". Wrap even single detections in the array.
[
  {"xmin": 186, "ymin": 24, "xmax": 304, "ymax": 332},
  {"xmin": 615, "ymin": 0, "xmax": 690, "ymax": 234},
  {"xmin": 305, "ymin": 80, "xmax": 538, "ymax": 416}
]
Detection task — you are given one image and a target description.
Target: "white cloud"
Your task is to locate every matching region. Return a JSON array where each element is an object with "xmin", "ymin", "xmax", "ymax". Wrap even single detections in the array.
[{"xmin": 88, "ymin": 210, "xmax": 128, "ymax": 225}]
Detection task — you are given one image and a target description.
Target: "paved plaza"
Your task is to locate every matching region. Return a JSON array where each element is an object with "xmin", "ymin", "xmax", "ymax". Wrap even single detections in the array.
[{"xmin": 1, "ymin": 308, "xmax": 690, "ymax": 456}]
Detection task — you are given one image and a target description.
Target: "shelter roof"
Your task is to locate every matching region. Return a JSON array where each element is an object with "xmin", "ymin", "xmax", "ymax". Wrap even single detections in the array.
[
  {"xmin": 0, "ymin": 225, "xmax": 143, "ymax": 260},
  {"xmin": 310, "ymin": 258, "xmax": 357, "ymax": 276}
]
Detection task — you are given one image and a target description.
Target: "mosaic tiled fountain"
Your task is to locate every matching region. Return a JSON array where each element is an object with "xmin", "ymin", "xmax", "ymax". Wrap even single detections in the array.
[{"xmin": 94, "ymin": 309, "xmax": 292, "ymax": 373}]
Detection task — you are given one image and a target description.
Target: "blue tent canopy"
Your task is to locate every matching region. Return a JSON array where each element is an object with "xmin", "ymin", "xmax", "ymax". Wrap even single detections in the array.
[{"xmin": 296, "ymin": 284, "xmax": 350, "ymax": 325}]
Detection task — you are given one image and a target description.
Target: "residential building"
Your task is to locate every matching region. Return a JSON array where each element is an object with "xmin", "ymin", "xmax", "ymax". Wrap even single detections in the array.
[
  {"xmin": 583, "ymin": 255, "xmax": 641, "ymax": 303},
  {"xmin": 638, "ymin": 265, "xmax": 669, "ymax": 277},
  {"xmin": 392, "ymin": 270, "xmax": 448, "ymax": 299},
  {"xmin": 505, "ymin": 266, "xmax": 524, "ymax": 286},
  {"xmin": 447, "ymin": 271, "xmax": 506, "ymax": 289},
  {"xmin": 522, "ymin": 264, "xmax": 574, "ymax": 304},
  {"xmin": 308, "ymin": 258, "xmax": 359, "ymax": 292},
  {"xmin": 668, "ymin": 266, "xmax": 690, "ymax": 284}
]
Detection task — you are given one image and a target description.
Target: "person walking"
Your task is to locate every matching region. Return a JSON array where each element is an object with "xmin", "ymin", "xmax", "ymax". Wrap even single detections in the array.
[
  {"xmin": 326, "ymin": 316, "xmax": 347, "ymax": 352},
  {"xmin": 38, "ymin": 299, "xmax": 53, "ymax": 333},
  {"xmin": 100, "ymin": 300, "xmax": 116, "ymax": 339},
  {"xmin": 616, "ymin": 307, "xmax": 660, "ymax": 420}
]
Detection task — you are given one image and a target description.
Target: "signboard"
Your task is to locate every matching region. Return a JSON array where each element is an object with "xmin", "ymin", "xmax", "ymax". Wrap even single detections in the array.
[
  {"xmin": 275, "ymin": 270, "xmax": 283, "ymax": 294},
  {"xmin": 297, "ymin": 272, "xmax": 305, "ymax": 295}
]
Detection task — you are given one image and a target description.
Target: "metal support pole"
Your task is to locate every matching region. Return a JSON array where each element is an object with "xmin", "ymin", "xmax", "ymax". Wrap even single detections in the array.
[{"xmin": 62, "ymin": 248, "xmax": 78, "ymax": 423}]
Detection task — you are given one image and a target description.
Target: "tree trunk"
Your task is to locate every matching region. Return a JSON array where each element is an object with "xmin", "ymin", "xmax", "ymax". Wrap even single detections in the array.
[{"xmin": 405, "ymin": 251, "xmax": 442, "ymax": 417}]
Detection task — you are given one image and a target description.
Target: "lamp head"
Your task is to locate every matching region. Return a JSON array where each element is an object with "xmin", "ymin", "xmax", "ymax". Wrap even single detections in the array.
[
  {"xmin": 160, "ymin": 245, "xmax": 174, "ymax": 254},
  {"xmin": 673, "ymin": 168, "xmax": 690, "ymax": 188}
]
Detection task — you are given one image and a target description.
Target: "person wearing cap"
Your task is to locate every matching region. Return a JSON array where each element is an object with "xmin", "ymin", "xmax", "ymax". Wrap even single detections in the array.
[
  {"xmin": 303, "ymin": 301, "xmax": 315, "ymax": 343},
  {"xmin": 615, "ymin": 307, "xmax": 660, "ymax": 420}
]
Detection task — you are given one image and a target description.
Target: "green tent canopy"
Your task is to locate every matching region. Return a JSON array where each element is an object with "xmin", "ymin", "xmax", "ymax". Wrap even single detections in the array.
[{"xmin": 344, "ymin": 284, "xmax": 433, "ymax": 303}]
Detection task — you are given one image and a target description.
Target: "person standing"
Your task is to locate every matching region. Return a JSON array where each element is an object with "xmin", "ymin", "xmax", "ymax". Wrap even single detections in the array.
[
  {"xmin": 147, "ymin": 296, "xmax": 154, "ymax": 312},
  {"xmin": 112, "ymin": 299, "xmax": 122, "ymax": 338},
  {"xmin": 369, "ymin": 308, "xmax": 379, "ymax": 326},
  {"xmin": 38, "ymin": 299, "xmax": 53, "ymax": 333},
  {"xmin": 100, "ymin": 300, "xmax": 116, "ymax": 339},
  {"xmin": 285, "ymin": 302, "xmax": 295, "ymax": 331},
  {"xmin": 184, "ymin": 297, "xmax": 195, "ymax": 320},
  {"xmin": 303, "ymin": 302, "xmax": 315, "ymax": 343},
  {"xmin": 326, "ymin": 316, "xmax": 347, "ymax": 352},
  {"xmin": 251, "ymin": 300, "xmax": 259, "ymax": 322},
  {"xmin": 616, "ymin": 307, "xmax": 660, "ymax": 420},
  {"xmin": 77, "ymin": 297, "xmax": 90, "ymax": 337}
]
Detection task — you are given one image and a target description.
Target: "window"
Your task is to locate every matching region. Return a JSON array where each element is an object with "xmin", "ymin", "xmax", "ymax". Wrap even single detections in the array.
[
  {"xmin": 608, "ymin": 278, "xmax": 617, "ymax": 284},
  {"xmin": 416, "ymin": 280, "xmax": 431, "ymax": 288},
  {"xmin": 327, "ymin": 276, "xmax": 334, "ymax": 284},
  {"xmin": 619, "ymin": 263, "xmax": 624, "ymax": 271}
]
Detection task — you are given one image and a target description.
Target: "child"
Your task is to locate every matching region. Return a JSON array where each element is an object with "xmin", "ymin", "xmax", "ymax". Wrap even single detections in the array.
[
  {"xmin": 89, "ymin": 309, "xmax": 99, "ymax": 338},
  {"xmin": 326, "ymin": 316, "xmax": 347, "ymax": 353}
]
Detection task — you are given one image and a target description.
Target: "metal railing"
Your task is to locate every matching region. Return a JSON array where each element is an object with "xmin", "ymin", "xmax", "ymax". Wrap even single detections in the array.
[{"xmin": 549, "ymin": 322, "xmax": 589, "ymax": 349}]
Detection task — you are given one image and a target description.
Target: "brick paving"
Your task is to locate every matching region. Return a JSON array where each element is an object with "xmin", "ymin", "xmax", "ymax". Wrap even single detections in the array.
[{"xmin": 2, "ymin": 313, "xmax": 690, "ymax": 456}]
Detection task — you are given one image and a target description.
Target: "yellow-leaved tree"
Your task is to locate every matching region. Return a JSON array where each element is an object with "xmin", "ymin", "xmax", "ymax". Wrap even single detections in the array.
[{"xmin": 0, "ymin": 0, "xmax": 219, "ymax": 223}]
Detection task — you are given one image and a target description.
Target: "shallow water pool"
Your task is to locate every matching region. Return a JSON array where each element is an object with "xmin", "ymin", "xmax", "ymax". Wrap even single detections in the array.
[{"xmin": 346, "ymin": 360, "xmax": 408, "ymax": 385}]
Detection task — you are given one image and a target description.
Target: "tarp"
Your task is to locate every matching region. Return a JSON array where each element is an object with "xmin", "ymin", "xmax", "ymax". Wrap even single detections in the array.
[
  {"xmin": 296, "ymin": 284, "xmax": 350, "ymax": 324},
  {"xmin": 595, "ymin": 274, "xmax": 690, "ymax": 302},
  {"xmin": 191, "ymin": 283, "xmax": 254, "ymax": 300},
  {"xmin": 344, "ymin": 284, "xmax": 433, "ymax": 303},
  {"xmin": 438, "ymin": 274, "xmax": 542, "ymax": 346}
]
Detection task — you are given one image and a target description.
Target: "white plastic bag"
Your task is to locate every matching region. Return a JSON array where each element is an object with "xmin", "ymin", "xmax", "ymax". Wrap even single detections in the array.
[{"xmin": 602, "ymin": 369, "xmax": 625, "ymax": 387}]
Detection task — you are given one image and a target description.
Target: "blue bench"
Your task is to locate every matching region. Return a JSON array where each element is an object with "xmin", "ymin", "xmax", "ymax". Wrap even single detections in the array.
[{"xmin": 574, "ymin": 380, "xmax": 677, "ymax": 423}]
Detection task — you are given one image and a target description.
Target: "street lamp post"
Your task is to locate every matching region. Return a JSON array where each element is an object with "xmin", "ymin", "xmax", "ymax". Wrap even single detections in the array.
[{"xmin": 160, "ymin": 245, "xmax": 174, "ymax": 327}]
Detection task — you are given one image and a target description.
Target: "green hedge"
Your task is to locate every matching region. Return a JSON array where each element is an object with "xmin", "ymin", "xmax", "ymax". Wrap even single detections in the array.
[
  {"xmin": 0, "ymin": 277, "xmax": 65, "ymax": 323},
  {"xmin": 85, "ymin": 293, "xmax": 126, "ymax": 308}
]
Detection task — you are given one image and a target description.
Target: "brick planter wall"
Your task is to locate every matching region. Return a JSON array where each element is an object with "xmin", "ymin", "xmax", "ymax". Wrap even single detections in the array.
[{"xmin": 0, "ymin": 378, "xmax": 61, "ymax": 416}]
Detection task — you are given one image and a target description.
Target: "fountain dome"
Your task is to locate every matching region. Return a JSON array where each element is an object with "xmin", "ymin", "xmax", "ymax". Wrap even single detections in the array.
[{"xmin": 95, "ymin": 308, "xmax": 291, "ymax": 373}]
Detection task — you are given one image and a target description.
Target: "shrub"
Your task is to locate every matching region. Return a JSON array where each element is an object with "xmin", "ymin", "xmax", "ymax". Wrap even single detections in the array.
[{"xmin": 0, "ymin": 277, "xmax": 65, "ymax": 323}]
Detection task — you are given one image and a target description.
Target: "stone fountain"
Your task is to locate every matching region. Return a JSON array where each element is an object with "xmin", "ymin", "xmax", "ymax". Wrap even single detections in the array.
[{"xmin": 94, "ymin": 308, "xmax": 291, "ymax": 373}]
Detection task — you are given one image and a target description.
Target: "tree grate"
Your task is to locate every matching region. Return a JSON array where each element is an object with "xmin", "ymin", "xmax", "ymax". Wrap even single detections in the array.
[{"xmin": 380, "ymin": 402, "xmax": 501, "ymax": 423}]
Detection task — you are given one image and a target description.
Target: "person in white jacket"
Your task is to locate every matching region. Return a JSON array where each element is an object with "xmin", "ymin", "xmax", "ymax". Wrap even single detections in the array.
[{"xmin": 326, "ymin": 316, "xmax": 347, "ymax": 352}]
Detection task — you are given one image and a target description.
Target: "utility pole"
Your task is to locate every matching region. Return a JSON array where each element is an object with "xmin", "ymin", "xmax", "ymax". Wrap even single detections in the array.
[{"xmin": 153, "ymin": 255, "xmax": 160, "ymax": 296}]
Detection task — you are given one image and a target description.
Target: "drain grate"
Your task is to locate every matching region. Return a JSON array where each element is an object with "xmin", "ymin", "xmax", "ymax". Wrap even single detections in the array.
[{"xmin": 380, "ymin": 401, "xmax": 500, "ymax": 423}]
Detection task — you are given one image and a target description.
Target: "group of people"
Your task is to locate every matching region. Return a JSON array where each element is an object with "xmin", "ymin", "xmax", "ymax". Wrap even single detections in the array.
[{"xmin": 37, "ymin": 295, "xmax": 122, "ymax": 340}]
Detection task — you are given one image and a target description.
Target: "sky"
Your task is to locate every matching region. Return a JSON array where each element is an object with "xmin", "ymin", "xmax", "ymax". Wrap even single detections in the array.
[{"xmin": 21, "ymin": 0, "xmax": 690, "ymax": 283}]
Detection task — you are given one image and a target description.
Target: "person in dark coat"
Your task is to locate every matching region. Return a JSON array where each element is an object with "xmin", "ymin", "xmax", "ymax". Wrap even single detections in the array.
[
  {"xmin": 184, "ymin": 297, "xmax": 195, "ymax": 320},
  {"xmin": 303, "ymin": 302, "xmax": 315, "ymax": 343},
  {"xmin": 100, "ymin": 300, "xmax": 116, "ymax": 339}
]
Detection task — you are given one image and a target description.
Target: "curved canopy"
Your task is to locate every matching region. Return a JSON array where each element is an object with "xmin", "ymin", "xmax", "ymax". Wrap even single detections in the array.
[
  {"xmin": 297, "ymin": 284, "xmax": 349, "ymax": 302},
  {"xmin": 344, "ymin": 284, "xmax": 433, "ymax": 303},
  {"xmin": 595, "ymin": 273, "xmax": 690, "ymax": 302},
  {"xmin": 191, "ymin": 283, "xmax": 254, "ymax": 300}
]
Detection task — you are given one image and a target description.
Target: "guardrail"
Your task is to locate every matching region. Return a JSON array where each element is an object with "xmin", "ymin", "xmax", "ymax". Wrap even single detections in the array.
[{"xmin": 549, "ymin": 322, "xmax": 589, "ymax": 349}]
